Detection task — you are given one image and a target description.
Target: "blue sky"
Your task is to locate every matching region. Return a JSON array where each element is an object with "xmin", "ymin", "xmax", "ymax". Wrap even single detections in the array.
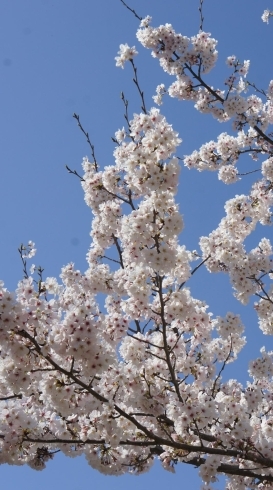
[{"xmin": 1, "ymin": 0, "xmax": 273, "ymax": 488}]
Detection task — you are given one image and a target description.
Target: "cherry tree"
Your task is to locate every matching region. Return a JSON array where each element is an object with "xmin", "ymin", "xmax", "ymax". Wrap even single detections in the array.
[{"xmin": 1, "ymin": 2, "xmax": 273, "ymax": 488}]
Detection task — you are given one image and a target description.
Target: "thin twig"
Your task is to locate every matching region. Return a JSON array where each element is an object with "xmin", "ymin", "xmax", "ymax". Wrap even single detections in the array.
[
  {"xmin": 130, "ymin": 59, "xmax": 147, "ymax": 114},
  {"xmin": 35, "ymin": 266, "xmax": 47, "ymax": 298},
  {"xmin": 73, "ymin": 113, "xmax": 98, "ymax": 171},
  {"xmin": 18, "ymin": 245, "xmax": 29, "ymax": 279},
  {"xmin": 0, "ymin": 393, "xmax": 22, "ymax": 401},
  {"xmin": 112, "ymin": 234, "xmax": 124, "ymax": 269},
  {"xmin": 179, "ymin": 255, "xmax": 211, "ymax": 290},
  {"xmin": 65, "ymin": 165, "xmax": 85, "ymax": 182},
  {"xmin": 127, "ymin": 333, "xmax": 163, "ymax": 350},
  {"xmin": 157, "ymin": 275, "xmax": 184, "ymax": 403},
  {"xmin": 120, "ymin": 0, "xmax": 142, "ymax": 21},
  {"xmin": 120, "ymin": 92, "xmax": 133, "ymax": 136},
  {"xmin": 101, "ymin": 255, "xmax": 122, "ymax": 265},
  {"xmin": 247, "ymin": 81, "xmax": 267, "ymax": 98},
  {"xmin": 238, "ymin": 168, "xmax": 261, "ymax": 176},
  {"xmin": 199, "ymin": 0, "xmax": 204, "ymax": 31},
  {"xmin": 251, "ymin": 277, "xmax": 273, "ymax": 305},
  {"xmin": 211, "ymin": 337, "xmax": 233, "ymax": 397}
]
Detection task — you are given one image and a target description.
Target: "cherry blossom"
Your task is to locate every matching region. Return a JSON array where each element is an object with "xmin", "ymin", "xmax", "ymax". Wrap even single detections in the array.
[
  {"xmin": 115, "ymin": 43, "xmax": 138, "ymax": 68},
  {"xmin": 261, "ymin": 10, "xmax": 273, "ymax": 24}
]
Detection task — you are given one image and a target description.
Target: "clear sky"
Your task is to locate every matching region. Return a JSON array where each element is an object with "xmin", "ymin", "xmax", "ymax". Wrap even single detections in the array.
[{"xmin": 1, "ymin": 0, "xmax": 273, "ymax": 488}]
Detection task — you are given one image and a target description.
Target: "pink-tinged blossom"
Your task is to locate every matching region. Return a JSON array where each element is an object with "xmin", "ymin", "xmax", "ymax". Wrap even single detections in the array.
[{"xmin": 115, "ymin": 43, "xmax": 138, "ymax": 68}]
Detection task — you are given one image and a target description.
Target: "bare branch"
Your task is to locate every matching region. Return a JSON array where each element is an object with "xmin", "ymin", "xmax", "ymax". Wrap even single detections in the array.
[
  {"xmin": 247, "ymin": 81, "xmax": 267, "ymax": 98},
  {"xmin": 120, "ymin": 0, "xmax": 142, "ymax": 21},
  {"xmin": 238, "ymin": 168, "xmax": 261, "ymax": 176},
  {"xmin": 120, "ymin": 92, "xmax": 132, "ymax": 135},
  {"xmin": 179, "ymin": 254, "xmax": 211, "ymax": 290},
  {"xmin": 130, "ymin": 59, "xmax": 147, "ymax": 114},
  {"xmin": 65, "ymin": 165, "xmax": 85, "ymax": 182},
  {"xmin": 73, "ymin": 113, "xmax": 98, "ymax": 171},
  {"xmin": 199, "ymin": 0, "xmax": 204, "ymax": 31},
  {"xmin": 0, "ymin": 393, "xmax": 22, "ymax": 401},
  {"xmin": 112, "ymin": 234, "xmax": 124, "ymax": 269},
  {"xmin": 211, "ymin": 336, "xmax": 234, "ymax": 397},
  {"xmin": 18, "ymin": 244, "xmax": 29, "ymax": 279}
]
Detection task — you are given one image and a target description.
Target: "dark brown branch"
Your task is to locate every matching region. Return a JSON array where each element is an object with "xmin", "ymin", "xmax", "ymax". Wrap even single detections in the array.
[
  {"xmin": 248, "ymin": 276, "xmax": 273, "ymax": 305},
  {"xmin": 184, "ymin": 64, "xmax": 273, "ymax": 146},
  {"xmin": 247, "ymin": 81, "xmax": 267, "ymax": 98},
  {"xmin": 238, "ymin": 169, "xmax": 261, "ymax": 176},
  {"xmin": 158, "ymin": 275, "xmax": 184, "ymax": 403},
  {"xmin": 65, "ymin": 165, "xmax": 85, "ymax": 182},
  {"xmin": 130, "ymin": 59, "xmax": 147, "ymax": 114},
  {"xmin": 119, "ymin": 0, "xmax": 142, "ymax": 21},
  {"xmin": 73, "ymin": 113, "xmax": 98, "ymax": 171},
  {"xmin": 112, "ymin": 234, "xmax": 124, "ymax": 269},
  {"xmin": 185, "ymin": 63, "xmax": 224, "ymax": 103},
  {"xmin": 211, "ymin": 336, "xmax": 234, "ymax": 397},
  {"xmin": 127, "ymin": 333, "xmax": 163, "ymax": 350},
  {"xmin": 18, "ymin": 244, "xmax": 30, "ymax": 279},
  {"xmin": 198, "ymin": 0, "xmax": 204, "ymax": 31},
  {"xmin": 190, "ymin": 254, "xmax": 211, "ymax": 277},
  {"xmin": 134, "ymin": 319, "xmax": 141, "ymax": 333},
  {"xmin": 99, "ymin": 183, "xmax": 133, "ymax": 206},
  {"xmin": 9, "ymin": 432, "xmax": 273, "ymax": 482},
  {"xmin": 17, "ymin": 329, "xmax": 108, "ymax": 404},
  {"xmin": 192, "ymin": 430, "xmax": 218, "ymax": 443},
  {"xmin": 0, "ymin": 393, "xmax": 22, "ymax": 401},
  {"xmin": 179, "ymin": 255, "xmax": 211, "ymax": 290},
  {"xmin": 20, "ymin": 434, "xmax": 273, "ymax": 476},
  {"xmin": 24, "ymin": 436, "xmax": 163, "ymax": 449},
  {"xmin": 253, "ymin": 124, "xmax": 273, "ymax": 146},
  {"xmin": 101, "ymin": 255, "xmax": 122, "ymax": 265},
  {"xmin": 127, "ymin": 189, "xmax": 136, "ymax": 210},
  {"xmin": 120, "ymin": 92, "xmax": 133, "ymax": 137},
  {"xmin": 184, "ymin": 457, "xmax": 273, "ymax": 484},
  {"xmin": 15, "ymin": 328, "xmax": 167, "ymax": 443}
]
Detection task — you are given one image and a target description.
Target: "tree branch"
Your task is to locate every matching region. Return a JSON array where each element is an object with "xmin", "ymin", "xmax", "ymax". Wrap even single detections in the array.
[
  {"xmin": 119, "ymin": 0, "xmax": 142, "ymax": 21},
  {"xmin": 73, "ymin": 113, "xmax": 98, "ymax": 171}
]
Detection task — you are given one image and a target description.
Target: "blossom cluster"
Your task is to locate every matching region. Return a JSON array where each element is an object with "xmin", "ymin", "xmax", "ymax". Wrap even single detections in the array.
[
  {"xmin": 135, "ymin": 14, "xmax": 273, "ymax": 345},
  {"xmin": 136, "ymin": 16, "xmax": 273, "ymax": 141},
  {"xmin": 115, "ymin": 43, "xmax": 138, "ymax": 68},
  {"xmin": 262, "ymin": 9, "xmax": 273, "ymax": 24}
]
